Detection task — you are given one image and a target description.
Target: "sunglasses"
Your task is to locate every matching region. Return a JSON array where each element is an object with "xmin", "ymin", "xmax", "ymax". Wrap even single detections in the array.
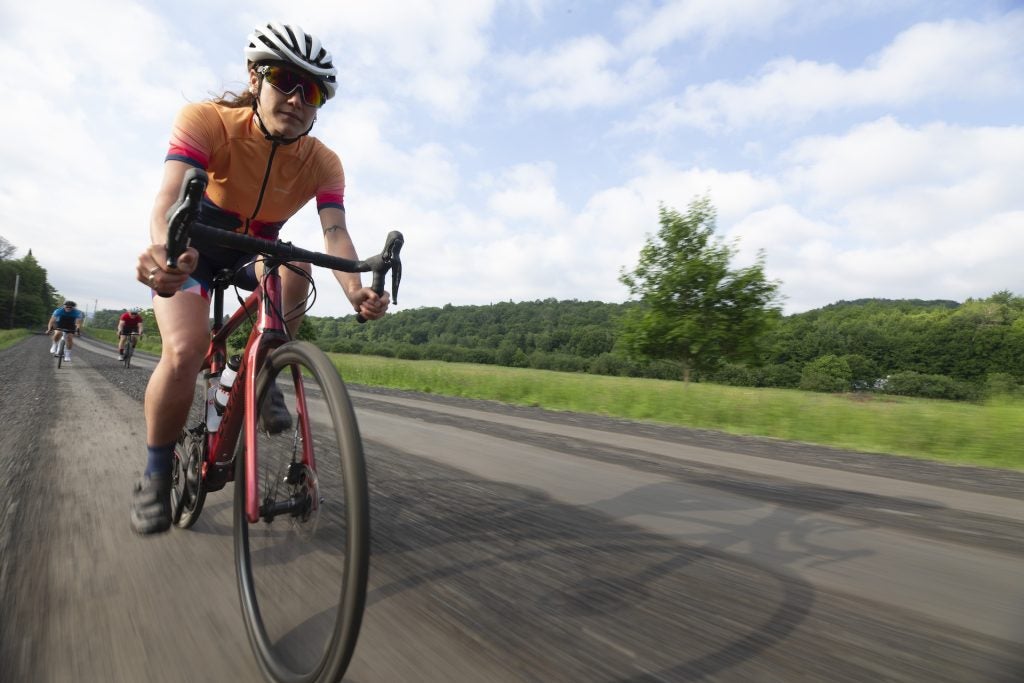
[{"xmin": 257, "ymin": 65, "xmax": 327, "ymax": 108}]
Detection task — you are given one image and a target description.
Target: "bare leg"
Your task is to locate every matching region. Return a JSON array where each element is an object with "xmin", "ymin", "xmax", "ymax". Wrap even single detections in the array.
[{"xmin": 145, "ymin": 293, "xmax": 210, "ymax": 446}]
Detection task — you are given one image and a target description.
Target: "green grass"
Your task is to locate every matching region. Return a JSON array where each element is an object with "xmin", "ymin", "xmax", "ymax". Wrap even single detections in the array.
[
  {"xmin": 0, "ymin": 328, "xmax": 30, "ymax": 351},
  {"xmin": 328, "ymin": 354, "xmax": 1024, "ymax": 471},
  {"xmin": 87, "ymin": 329, "xmax": 163, "ymax": 355}
]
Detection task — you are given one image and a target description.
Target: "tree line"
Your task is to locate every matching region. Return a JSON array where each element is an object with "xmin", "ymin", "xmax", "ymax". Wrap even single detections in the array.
[
  {"xmin": 305, "ymin": 292, "xmax": 1022, "ymax": 399},
  {"xmin": 0, "ymin": 236, "xmax": 60, "ymax": 329}
]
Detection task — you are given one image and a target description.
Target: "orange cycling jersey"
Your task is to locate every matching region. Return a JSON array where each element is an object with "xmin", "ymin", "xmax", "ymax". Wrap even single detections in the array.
[{"xmin": 166, "ymin": 102, "xmax": 345, "ymax": 241}]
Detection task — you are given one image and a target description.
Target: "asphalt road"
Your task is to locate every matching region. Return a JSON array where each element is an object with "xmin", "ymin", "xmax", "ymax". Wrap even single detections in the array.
[{"xmin": 1, "ymin": 334, "xmax": 1022, "ymax": 682}]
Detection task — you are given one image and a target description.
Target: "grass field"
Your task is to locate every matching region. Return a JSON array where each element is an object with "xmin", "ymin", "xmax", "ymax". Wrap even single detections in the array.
[
  {"xmin": 328, "ymin": 353, "xmax": 1024, "ymax": 472},
  {"xmin": 87, "ymin": 329, "xmax": 163, "ymax": 356},
  {"xmin": 0, "ymin": 328, "xmax": 30, "ymax": 351}
]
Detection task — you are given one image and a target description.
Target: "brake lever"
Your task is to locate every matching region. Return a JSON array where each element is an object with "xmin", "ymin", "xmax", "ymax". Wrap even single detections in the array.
[
  {"xmin": 165, "ymin": 167, "xmax": 209, "ymax": 270},
  {"xmin": 356, "ymin": 230, "xmax": 404, "ymax": 324}
]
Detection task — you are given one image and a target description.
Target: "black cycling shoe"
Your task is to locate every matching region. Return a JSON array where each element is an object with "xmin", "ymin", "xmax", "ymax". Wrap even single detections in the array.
[
  {"xmin": 130, "ymin": 474, "xmax": 172, "ymax": 535},
  {"xmin": 259, "ymin": 381, "xmax": 293, "ymax": 434}
]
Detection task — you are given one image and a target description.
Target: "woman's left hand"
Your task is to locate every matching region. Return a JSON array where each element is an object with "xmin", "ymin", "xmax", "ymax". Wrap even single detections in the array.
[{"xmin": 348, "ymin": 288, "xmax": 390, "ymax": 321}]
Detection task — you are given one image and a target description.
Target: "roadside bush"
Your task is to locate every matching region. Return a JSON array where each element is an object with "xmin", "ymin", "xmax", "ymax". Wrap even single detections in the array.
[
  {"xmin": 461, "ymin": 347, "xmax": 497, "ymax": 365},
  {"xmin": 330, "ymin": 339, "xmax": 364, "ymax": 354},
  {"xmin": 496, "ymin": 344, "xmax": 528, "ymax": 368},
  {"xmin": 589, "ymin": 353, "xmax": 636, "ymax": 377},
  {"xmin": 528, "ymin": 351, "xmax": 588, "ymax": 373},
  {"xmin": 362, "ymin": 343, "xmax": 395, "ymax": 358},
  {"xmin": 799, "ymin": 354, "xmax": 852, "ymax": 393},
  {"xmin": 881, "ymin": 371, "xmax": 978, "ymax": 401},
  {"xmin": 842, "ymin": 354, "xmax": 880, "ymax": 390},
  {"xmin": 707, "ymin": 363, "xmax": 757, "ymax": 387},
  {"xmin": 758, "ymin": 363, "xmax": 802, "ymax": 388},
  {"xmin": 640, "ymin": 359, "xmax": 685, "ymax": 381},
  {"xmin": 393, "ymin": 343, "xmax": 423, "ymax": 360}
]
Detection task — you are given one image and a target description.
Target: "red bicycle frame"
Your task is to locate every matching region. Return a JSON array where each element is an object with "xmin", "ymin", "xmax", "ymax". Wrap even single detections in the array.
[{"xmin": 200, "ymin": 262, "xmax": 316, "ymax": 523}]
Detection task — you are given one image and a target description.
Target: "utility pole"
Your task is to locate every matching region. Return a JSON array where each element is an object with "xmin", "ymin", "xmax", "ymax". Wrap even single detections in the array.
[{"xmin": 8, "ymin": 273, "xmax": 18, "ymax": 327}]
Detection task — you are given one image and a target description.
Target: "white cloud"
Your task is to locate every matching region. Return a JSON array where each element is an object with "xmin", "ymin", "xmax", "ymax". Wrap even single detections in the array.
[
  {"xmin": 484, "ymin": 163, "xmax": 568, "ymax": 225},
  {"xmin": 497, "ymin": 35, "xmax": 667, "ymax": 110},
  {"xmin": 621, "ymin": 0, "xmax": 796, "ymax": 53},
  {"xmin": 784, "ymin": 118, "xmax": 1024, "ymax": 237},
  {"xmin": 630, "ymin": 11, "xmax": 1024, "ymax": 132}
]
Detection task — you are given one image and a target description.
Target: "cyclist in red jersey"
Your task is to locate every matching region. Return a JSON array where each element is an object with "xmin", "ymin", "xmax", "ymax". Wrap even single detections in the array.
[
  {"xmin": 118, "ymin": 307, "xmax": 145, "ymax": 359},
  {"xmin": 131, "ymin": 22, "xmax": 390, "ymax": 535}
]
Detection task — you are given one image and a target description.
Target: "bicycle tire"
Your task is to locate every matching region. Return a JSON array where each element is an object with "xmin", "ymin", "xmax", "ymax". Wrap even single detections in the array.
[
  {"xmin": 123, "ymin": 341, "xmax": 133, "ymax": 369},
  {"xmin": 170, "ymin": 375, "xmax": 209, "ymax": 527},
  {"xmin": 56, "ymin": 338, "xmax": 64, "ymax": 369},
  {"xmin": 234, "ymin": 341, "xmax": 369, "ymax": 683}
]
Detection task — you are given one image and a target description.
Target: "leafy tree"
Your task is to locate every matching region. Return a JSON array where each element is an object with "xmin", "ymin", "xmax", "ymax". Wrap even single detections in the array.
[
  {"xmin": 799, "ymin": 354, "xmax": 852, "ymax": 392},
  {"xmin": 0, "ymin": 235, "xmax": 16, "ymax": 261},
  {"xmin": 0, "ymin": 249, "xmax": 55, "ymax": 328},
  {"xmin": 93, "ymin": 308, "xmax": 124, "ymax": 329},
  {"xmin": 618, "ymin": 197, "xmax": 783, "ymax": 382}
]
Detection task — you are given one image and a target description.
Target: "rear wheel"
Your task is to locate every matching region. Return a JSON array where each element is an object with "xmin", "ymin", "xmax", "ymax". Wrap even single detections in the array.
[
  {"xmin": 170, "ymin": 426, "xmax": 207, "ymax": 527},
  {"xmin": 234, "ymin": 341, "xmax": 369, "ymax": 683}
]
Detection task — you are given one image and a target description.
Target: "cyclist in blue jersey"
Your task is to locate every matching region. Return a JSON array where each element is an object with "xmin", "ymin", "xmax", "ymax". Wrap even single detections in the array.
[{"xmin": 47, "ymin": 301, "xmax": 85, "ymax": 362}]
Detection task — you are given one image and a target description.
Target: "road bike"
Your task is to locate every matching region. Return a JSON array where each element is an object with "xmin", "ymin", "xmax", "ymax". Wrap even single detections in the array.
[
  {"xmin": 162, "ymin": 167, "xmax": 403, "ymax": 683},
  {"xmin": 51, "ymin": 329, "xmax": 78, "ymax": 369},
  {"xmin": 120, "ymin": 331, "xmax": 141, "ymax": 369}
]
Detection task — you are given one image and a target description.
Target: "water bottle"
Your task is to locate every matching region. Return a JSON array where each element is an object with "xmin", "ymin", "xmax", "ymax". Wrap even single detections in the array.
[
  {"xmin": 206, "ymin": 376, "xmax": 222, "ymax": 432},
  {"xmin": 215, "ymin": 355, "xmax": 241, "ymax": 414}
]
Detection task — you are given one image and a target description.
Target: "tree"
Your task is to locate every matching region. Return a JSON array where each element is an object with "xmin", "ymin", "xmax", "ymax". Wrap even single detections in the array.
[
  {"xmin": 0, "ymin": 249, "xmax": 55, "ymax": 329},
  {"xmin": 618, "ymin": 197, "xmax": 782, "ymax": 382},
  {"xmin": 0, "ymin": 235, "xmax": 16, "ymax": 261}
]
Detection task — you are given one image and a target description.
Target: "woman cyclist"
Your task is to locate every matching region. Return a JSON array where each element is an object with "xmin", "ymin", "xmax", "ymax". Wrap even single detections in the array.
[{"xmin": 131, "ymin": 22, "xmax": 390, "ymax": 535}]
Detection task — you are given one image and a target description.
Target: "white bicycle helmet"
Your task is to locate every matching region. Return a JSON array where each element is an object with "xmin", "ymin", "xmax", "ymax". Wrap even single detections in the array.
[{"xmin": 245, "ymin": 22, "xmax": 338, "ymax": 100}]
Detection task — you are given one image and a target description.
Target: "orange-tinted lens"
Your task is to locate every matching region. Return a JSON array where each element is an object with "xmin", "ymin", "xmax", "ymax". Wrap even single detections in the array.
[{"xmin": 261, "ymin": 66, "xmax": 326, "ymax": 108}]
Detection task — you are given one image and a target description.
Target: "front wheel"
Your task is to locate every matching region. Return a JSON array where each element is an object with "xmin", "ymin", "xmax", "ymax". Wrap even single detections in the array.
[{"xmin": 234, "ymin": 341, "xmax": 369, "ymax": 683}]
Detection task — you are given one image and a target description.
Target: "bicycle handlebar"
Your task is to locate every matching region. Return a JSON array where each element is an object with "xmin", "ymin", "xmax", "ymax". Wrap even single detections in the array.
[{"xmin": 162, "ymin": 168, "xmax": 404, "ymax": 321}]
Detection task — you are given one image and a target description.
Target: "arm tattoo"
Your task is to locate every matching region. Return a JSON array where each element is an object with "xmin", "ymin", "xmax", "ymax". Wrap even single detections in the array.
[{"xmin": 323, "ymin": 224, "xmax": 345, "ymax": 235}]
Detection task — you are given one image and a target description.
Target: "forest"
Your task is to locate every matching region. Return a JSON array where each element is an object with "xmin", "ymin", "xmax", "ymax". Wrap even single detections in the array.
[
  {"xmin": 0, "ymin": 239, "xmax": 60, "ymax": 329},
  {"xmin": 305, "ymin": 292, "xmax": 1023, "ymax": 401}
]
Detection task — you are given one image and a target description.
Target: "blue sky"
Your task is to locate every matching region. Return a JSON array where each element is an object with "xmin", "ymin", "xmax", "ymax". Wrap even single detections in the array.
[{"xmin": 1, "ymin": 1, "xmax": 1021, "ymax": 317}]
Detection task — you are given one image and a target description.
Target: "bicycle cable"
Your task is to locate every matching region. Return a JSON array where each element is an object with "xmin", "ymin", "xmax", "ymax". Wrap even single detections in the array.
[{"xmin": 229, "ymin": 257, "xmax": 320, "ymax": 340}]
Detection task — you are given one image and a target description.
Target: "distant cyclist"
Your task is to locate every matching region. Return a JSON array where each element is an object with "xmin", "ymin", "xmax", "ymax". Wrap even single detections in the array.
[
  {"xmin": 118, "ymin": 307, "xmax": 145, "ymax": 360},
  {"xmin": 130, "ymin": 22, "xmax": 390, "ymax": 535},
  {"xmin": 47, "ymin": 301, "xmax": 85, "ymax": 362}
]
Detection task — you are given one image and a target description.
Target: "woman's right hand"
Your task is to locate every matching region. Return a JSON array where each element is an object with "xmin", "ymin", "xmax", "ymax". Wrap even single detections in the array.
[{"xmin": 137, "ymin": 244, "xmax": 199, "ymax": 296}]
